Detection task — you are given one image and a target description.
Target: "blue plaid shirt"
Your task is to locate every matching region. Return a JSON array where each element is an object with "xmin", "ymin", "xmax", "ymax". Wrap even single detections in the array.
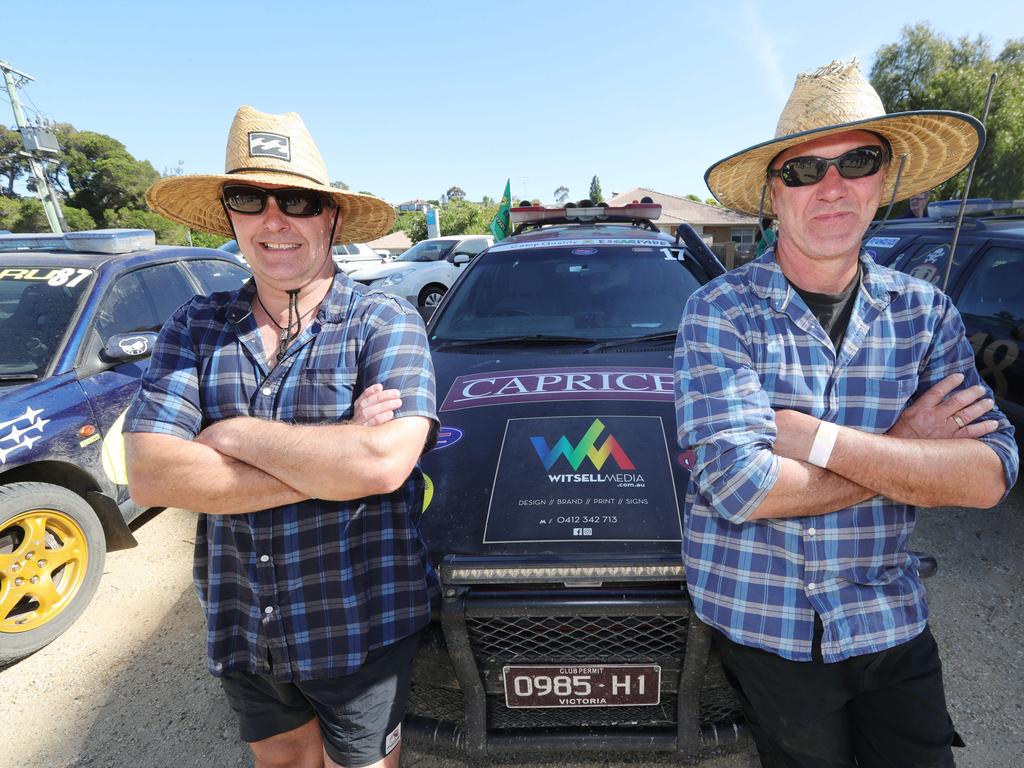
[
  {"xmin": 675, "ymin": 249, "xmax": 1017, "ymax": 663},
  {"xmin": 126, "ymin": 273, "xmax": 439, "ymax": 681}
]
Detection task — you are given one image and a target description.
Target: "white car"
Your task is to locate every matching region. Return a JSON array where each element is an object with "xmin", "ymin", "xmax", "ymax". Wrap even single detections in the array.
[
  {"xmin": 219, "ymin": 240, "xmax": 386, "ymax": 274},
  {"xmin": 349, "ymin": 234, "xmax": 493, "ymax": 307},
  {"xmin": 332, "ymin": 242, "xmax": 391, "ymax": 274}
]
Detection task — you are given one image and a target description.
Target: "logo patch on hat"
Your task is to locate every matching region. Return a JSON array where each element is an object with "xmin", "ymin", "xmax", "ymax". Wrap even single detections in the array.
[{"xmin": 248, "ymin": 132, "xmax": 291, "ymax": 161}]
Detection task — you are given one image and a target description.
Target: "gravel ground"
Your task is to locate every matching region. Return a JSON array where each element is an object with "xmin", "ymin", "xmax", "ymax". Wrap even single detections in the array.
[{"xmin": 3, "ymin": 484, "xmax": 1021, "ymax": 768}]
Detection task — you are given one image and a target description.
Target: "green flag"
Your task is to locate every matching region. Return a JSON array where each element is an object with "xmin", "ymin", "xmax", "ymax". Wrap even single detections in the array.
[{"xmin": 489, "ymin": 179, "xmax": 512, "ymax": 241}]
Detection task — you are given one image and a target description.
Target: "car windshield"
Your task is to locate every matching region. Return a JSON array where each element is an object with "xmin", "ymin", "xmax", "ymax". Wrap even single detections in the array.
[
  {"xmin": 396, "ymin": 240, "xmax": 456, "ymax": 263},
  {"xmin": 430, "ymin": 244, "xmax": 706, "ymax": 343},
  {"xmin": 0, "ymin": 266, "xmax": 92, "ymax": 379}
]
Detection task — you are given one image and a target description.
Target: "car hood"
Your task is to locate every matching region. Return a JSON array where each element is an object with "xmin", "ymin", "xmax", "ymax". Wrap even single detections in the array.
[
  {"xmin": 418, "ymin": 346, "xmax": 692, "ymax": 565},
  {"xmin": 348, "ymin": 261, "xmax": 423, "ymax": 280}
]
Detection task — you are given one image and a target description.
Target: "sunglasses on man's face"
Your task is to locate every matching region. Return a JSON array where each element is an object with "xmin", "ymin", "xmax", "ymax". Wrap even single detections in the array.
[
  {"xmin": 222, "ymin": 185, "xmax": 325, "ymax": 217},
  {"xmin": 768, "ymin": 146, "xmax": 887, "ymax": 188}
]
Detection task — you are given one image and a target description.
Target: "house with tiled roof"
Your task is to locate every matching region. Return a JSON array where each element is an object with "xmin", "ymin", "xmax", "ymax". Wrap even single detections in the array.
[{"xmin": 607, "ymin": 188, "xmax": 759, "ymax": 251}]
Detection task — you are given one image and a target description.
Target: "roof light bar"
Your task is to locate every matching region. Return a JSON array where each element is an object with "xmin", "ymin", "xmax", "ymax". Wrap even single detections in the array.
[
  {"xmin": 927, "ymin": 199, "xmax": 1024, "ymax": 218},
  {"xmin": 509, "ymin": 203, "xmax": 662, "ymax": 225},
  {"xmin": 0, "ymin": 229, "xmax": 156, "ymax": 255}
]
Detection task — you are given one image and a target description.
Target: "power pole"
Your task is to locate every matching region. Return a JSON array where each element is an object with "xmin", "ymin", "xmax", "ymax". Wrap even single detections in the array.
[{"xmin": 1, "ymin": 60, "xmax": 66, "ymax": 233}]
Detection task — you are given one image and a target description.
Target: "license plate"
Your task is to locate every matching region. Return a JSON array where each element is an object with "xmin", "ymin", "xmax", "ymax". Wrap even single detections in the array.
[{"xmin": 502, "ymin": 664, "xmax": 660, "ymax": 708}]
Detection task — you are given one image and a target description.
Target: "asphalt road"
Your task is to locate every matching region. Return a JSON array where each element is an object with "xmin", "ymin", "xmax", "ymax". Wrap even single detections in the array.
[{"xmin": 3, "ymin": 484, "xmax": 1021, "ymax": 768}]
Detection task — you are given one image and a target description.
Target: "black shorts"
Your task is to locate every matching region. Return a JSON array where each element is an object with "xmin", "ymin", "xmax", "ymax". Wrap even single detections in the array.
[
  {"xmin": 219, "ymin": 632, "xmax": 420, "ymax": 768},
  {"xmin": 715, "ymin": 623, "xmax": 960, "ymax": 768}
]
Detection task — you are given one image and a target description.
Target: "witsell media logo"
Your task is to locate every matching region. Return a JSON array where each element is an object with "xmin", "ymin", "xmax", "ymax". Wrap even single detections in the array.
[{"xmin": 530, "ymin": 419, "xmax": 635, "ymax": 471}]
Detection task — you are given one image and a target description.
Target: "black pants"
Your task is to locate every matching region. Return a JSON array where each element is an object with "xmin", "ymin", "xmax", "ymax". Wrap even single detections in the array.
[{"xmin": 715, "ymin": 624, "xmax": 960, "ymax": 768}]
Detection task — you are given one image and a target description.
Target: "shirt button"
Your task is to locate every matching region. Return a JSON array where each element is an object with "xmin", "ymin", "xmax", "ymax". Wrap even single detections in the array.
[
  {"xmin": 807, "ymin": 527, "xmax": 816, "ymax": 536},
  {"xmin": 807, "ymin": 582, "xmax": 817, "ymax": 591},
  {"xmin": 259, "ymin": 555, "xmax": 270, "ymax": 563},
  {"xmin": 261, "ymin": 387, "xmax": 272, "ymax": 396},
  {"xmin": 264, "ymin": 606, "xmax": 274, "ymax": 615}
]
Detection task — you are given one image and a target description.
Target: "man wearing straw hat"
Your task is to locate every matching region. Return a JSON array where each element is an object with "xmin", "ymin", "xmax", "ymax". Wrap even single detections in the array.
[
  {"xmin": 676, "ymin": 60, "xmax": 1018, "ymax": 766},
  {"xmin": 124, "ymin": 106, "xmax": 438, "ymax": 768}
]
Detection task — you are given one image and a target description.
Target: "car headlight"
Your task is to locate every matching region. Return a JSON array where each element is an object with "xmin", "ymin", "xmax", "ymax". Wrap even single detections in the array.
[{"xmin": 377, "ymin": 269, "xmax": 414, "ymax": 287}]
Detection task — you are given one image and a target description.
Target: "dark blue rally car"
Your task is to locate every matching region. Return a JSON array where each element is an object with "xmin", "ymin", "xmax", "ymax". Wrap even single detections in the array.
[
  {"xmin": 404, "ymin": 204, "xmax": 747, "ymax": 758},
  {"xmin": 863, "ymin": 200, "xmax": 1024, "ymax": 428},
  {"xmin": 0, "ymin": 229, "xmax": 249, "ymax": 662}
]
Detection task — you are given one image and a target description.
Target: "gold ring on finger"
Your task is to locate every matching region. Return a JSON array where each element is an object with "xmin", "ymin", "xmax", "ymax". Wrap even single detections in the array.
[{"xmin": 953, "ymin": 414, "xmax": 966, "ymax": 429}]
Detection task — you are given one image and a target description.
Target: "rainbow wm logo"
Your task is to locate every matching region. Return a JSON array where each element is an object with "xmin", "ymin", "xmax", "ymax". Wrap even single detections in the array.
[{"xmin": 530, "ymin": 419, "xmax": 635, "ymax": 471}]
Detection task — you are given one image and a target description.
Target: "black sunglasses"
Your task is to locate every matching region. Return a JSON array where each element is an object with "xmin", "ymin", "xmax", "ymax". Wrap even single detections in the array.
[
  {"xmin": 222, "ymin": 184, "xmax": 326, "ymax": 217},
  {"xmin": 768, "ymin": 146, "xmax": 887, "ymax": 188}
]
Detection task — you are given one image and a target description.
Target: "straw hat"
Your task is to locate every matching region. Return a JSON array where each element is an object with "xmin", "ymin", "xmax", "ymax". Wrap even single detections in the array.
[
  {"xmin": 146, "ymin": 106, "xmax": 395, "ymax": 243},
  {"xmin": 704, "ymin": 59, "xmax": 985, "ymax": 217}
]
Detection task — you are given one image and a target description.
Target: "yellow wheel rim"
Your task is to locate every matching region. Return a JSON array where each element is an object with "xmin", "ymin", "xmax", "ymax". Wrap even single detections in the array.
[{"xmin": 0, "ymin": 509, "xmax": 90, "ymax": 633}]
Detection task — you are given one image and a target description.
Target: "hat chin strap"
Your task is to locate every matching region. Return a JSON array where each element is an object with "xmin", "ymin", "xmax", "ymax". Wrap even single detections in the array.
[{"xmin": 758, "ymin": 153, "xmax": 909, "ymax": 247}]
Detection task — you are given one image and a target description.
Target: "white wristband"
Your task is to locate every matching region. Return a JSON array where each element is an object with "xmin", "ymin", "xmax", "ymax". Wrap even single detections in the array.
[{"xmin": 807, "ymin": 421, "xmax": 840, "ymax": 468}]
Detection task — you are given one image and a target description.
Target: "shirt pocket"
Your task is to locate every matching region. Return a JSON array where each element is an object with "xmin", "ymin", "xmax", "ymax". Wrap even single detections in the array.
[
  {"xmin": 285, "ymin": 366, "xmax": 359, "ymax": 423},
  {"xmin": 841, "ymin": 377, "xmax": 916, "ymax": 432}
]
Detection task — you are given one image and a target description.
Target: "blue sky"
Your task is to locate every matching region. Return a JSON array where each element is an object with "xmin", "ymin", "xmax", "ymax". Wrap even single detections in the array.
[{"xmin": 2, "ymin": 1, "xmax": 1019, "ymax": 206}]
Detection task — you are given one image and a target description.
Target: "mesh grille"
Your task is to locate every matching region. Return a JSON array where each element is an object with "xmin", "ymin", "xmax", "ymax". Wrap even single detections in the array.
[
  {"xmin": 699, "ymin": 651, "xmax": 745, "ymax": 727},
  {"xmin": 407, "ymin": 681, "xmax": 466, "ymax": 723},
  {"xmin": 489, "ymin": 693, "xmax": 678, "ymax": 729},
  {"xmin": 467, "ymin": 614, "xmax": 688, "ymax": 662}
]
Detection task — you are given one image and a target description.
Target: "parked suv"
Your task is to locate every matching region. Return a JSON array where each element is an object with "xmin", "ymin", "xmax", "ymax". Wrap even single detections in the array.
[
  {"xmin": 864, "ymin": 202, "xmax": 1024, "ymax": 428},
  {"xmin": 0, "ymin": 229, "xmax": 250, "ymax": 662},
  {"xmin": 349, "ymin": 234, "xmax": 492, "ymax": 307},
  {"xmin": 402, "ymin": 204, "xmax": 748, "ymax": 759}
]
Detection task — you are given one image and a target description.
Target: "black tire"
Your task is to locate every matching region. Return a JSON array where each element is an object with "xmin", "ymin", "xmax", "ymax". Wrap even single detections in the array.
[
  {"xmin": 419, "ymin": 284, "xmax": 447, "ymax": 308},
  {"xmin": 0, "ymin": 482, "xmax": 106, "ymax": 663}
]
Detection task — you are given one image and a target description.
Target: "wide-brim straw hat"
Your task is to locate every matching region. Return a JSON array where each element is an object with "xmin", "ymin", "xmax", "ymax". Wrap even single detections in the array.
[
  {"xmin": 146, "ymin": 106, "xmax": 395, "ymax": 243},
  {"xmin": 704, "ymin": 59, "xmax": 985, "ymax": 217}
]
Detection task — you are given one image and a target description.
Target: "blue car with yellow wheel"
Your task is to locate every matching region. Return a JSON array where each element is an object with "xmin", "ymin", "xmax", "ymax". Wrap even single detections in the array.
[{"xmin": 0, "ymin": 229, "xmax": 249, "ymax": 663}]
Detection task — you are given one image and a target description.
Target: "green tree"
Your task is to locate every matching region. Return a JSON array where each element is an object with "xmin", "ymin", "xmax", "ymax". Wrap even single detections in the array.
[
  {"xmin": 330, "ymin": 180, "xmax": 349, "ymax": 190},
  {"xmin": 705, "ymin": 198, "xmax": 722, "ymax": 206},
  {"xmin": 0, "ymin": 196, "xmax": 20, "ymax": 229},
  {"xmin": 589, "ymin": 176, "xmax": 604, "ymax": 204},
  {"xmin": 685, "ymin": 193, "xmax": 701, "ymax": 202},
  {"xmin": 445, "ymin": 186, "xmax": 466, "ymax": 202},
  {"xmin": 62, "ymin": 205, "xmax": 97, "ymax": 231},
  {"xmin": 0, "ymin": 126, "xmax": 26, "ymax": 197},
  {"xmin": 103, "ymin": 207, "xmax": 187, "ymax": 245},
  {"xmin": 554, "ymin": 185, "xmax": 570, "ymax": 204},
  {"xmin": 189, "ymin": 230, "xmax": 230, "ymax": 249},
  {"xmin": 13, "ymin": 198, "xmax": 48, "ymax": 232},
  {"xmin": 871, "ymin": 24, "xmax": 1024, "ymax": 202}
]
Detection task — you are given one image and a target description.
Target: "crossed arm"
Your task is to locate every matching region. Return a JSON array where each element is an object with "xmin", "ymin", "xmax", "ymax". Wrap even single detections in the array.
[
  {"xmin": 750, "ymin": 373, "xmax": 1006, "ymax": 520},
  {"xmin": 126, "ymin": 384, "xmax": 414, "ymax": 515}
]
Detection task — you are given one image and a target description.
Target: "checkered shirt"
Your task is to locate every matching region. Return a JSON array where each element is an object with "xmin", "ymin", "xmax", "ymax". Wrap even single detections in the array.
[
  {"xmin": 125, "ymin": 274, "xmax": 439, "ymax": 681},
  {"xmin": 675, "ymin": 249, "xmax": 1018, "ymax": 663}
]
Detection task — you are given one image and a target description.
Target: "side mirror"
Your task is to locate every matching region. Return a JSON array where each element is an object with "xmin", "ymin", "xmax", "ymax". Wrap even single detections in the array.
[
  {"xmin": 452, "ymin": 254, "xmax": 471, "ymax": 266},
  {"xmin": 101, "ymin": 332, "xmax": 158, "ymax": 364}
]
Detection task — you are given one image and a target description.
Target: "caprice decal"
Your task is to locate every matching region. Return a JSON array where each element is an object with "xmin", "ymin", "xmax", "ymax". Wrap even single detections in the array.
[{"xmin": 440, "ymin": 367, "xmax": 674, "ymax": 411}]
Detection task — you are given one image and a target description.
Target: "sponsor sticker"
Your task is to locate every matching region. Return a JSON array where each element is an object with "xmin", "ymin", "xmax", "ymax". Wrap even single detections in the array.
[
  {"xmin": 79, "ymin": 434, "xmax": 101, "ymax": 448},
  {"xmin": 864, "ymin": 236, "xmax": 900, "ymax": 248},
  {"xmin": 433, "ymin": 426, "xmax": 464, "ymax": 450},
  {"xmin": 483, "ymin": 415, "xmax": 681, "ymax": 543},
  {"xmin": 490, "ymin": 238, "xmax": 668, "ymax": 252},
  {"xmin": 0, "ymin": 406, "xmax": 49, "ymax": 465},
  {"xmin": 440, "ymin": 366, "xmax": 674, "ymax": 411},
  {"xmin": 117, "ymin": 335, "xmax": 150, "ymax": 356},
  {"xmin": 571, "ymin": 248, "xmax": 598, "ymax": 255},
  {"xmin": 0, "ymin": 267, "xmax": 92, "ymax": 286}
]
